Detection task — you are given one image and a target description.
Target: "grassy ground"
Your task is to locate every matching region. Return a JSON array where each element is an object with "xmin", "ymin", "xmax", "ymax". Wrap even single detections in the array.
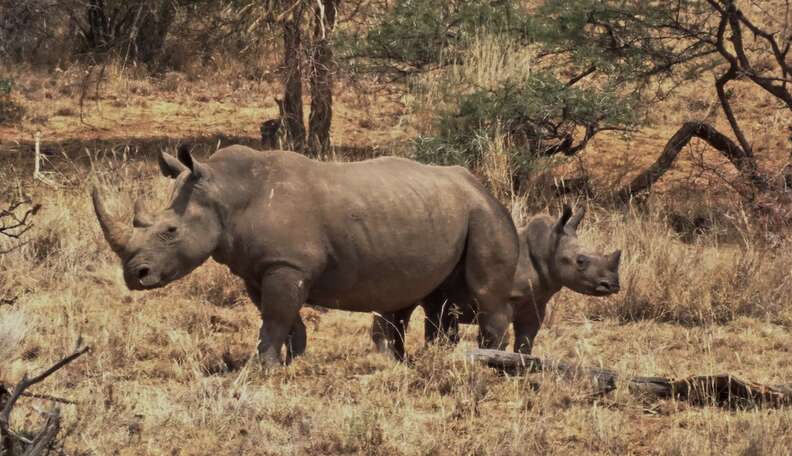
[{"xmin": 1, "ymin": 55, "xmax": 792, "ymax": 455}]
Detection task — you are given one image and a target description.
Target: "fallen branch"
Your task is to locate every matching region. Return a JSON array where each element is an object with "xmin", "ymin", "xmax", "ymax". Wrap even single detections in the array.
[
  {"xmin": 0, "ymin": 339, "xmax": 90, "ymax": 455},
  {"xmin": 467, "ymin": 348, "xmax": 792, "ymax": 408}
]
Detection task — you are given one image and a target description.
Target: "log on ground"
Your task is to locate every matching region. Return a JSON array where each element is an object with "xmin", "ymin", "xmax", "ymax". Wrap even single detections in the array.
[{"xmin": 467, "ymin": 348, "xmax": 792, "ymax": 408}]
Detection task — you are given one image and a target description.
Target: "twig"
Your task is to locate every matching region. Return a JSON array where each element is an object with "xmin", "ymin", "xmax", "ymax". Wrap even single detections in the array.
[
  {"xmin": 0, "ymin": 339, "xmax": 90, "ymax": 454},
  {"xmin": 19, "ymin": 392, "xmax": 77, "ymax": 406}
]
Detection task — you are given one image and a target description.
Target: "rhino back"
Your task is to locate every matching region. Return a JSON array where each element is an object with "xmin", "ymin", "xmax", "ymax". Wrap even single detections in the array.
[{"xmin": 207, "ymin": 147, "xmax": 497, "ymax": 312}]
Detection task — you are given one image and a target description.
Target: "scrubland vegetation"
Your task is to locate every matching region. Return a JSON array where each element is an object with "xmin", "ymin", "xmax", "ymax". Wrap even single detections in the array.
[{"xmin": 2, "ymin": 0, "xmax": 792, "ymax": 454}]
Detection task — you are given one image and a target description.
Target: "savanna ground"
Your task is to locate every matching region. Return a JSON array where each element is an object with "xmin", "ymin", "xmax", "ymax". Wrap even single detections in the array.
[{"xmin": 2, "ymin": 16, "xmax": 792, "ymax": 456}]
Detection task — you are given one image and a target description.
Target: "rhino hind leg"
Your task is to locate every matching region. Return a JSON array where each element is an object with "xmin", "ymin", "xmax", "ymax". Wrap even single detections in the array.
[
  {"xmin": 371, "ymin": 313, "xmax": 395, "ymax": 354},
  {"xmin": 462, "ymin": 210, "xmax": 518, "ymax": 351},
  {"xmin": 423, "ymin": 288, "xmax": 461, "ymax": 346},
  {"xmin": 371, "ymin": 305, "xmax": 416, "ymax": 361}
]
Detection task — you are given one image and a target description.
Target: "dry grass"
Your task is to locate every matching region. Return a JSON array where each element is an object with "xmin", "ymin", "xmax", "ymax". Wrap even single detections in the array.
[
  {"xmin": 0, "ymin": 147, "xmax": 791, "ymax": 454},
  {"xmin": 1, "ymin": 22, "xmax": 792, "ymax": 454}
]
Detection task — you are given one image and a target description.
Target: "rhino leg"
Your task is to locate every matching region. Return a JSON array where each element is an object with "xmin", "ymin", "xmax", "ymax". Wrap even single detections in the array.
[
  {"xmin": 371, "ymin": 305, "xmax": 416, "ymax": 361},
  {"xmin": 463, "ymin": 213, "xmax": 518, "ymax": 351},
  {"xmin": 255, "ymin": 267, "xmax": 310, "ymax": 367},
  {"xmin": 513, "ymin": 297, "xmax": 549, "ymax": 354},
  {"xmin": 285, "ymin": 316, "xmax": 307, "ymax": 363},
  {"xmin": 423, "ymin": 289, "xmax": 460, "ymax": 345},
  {"xmin": 371, "ymin": 313, "xmax": 395, "ymax": 353}
]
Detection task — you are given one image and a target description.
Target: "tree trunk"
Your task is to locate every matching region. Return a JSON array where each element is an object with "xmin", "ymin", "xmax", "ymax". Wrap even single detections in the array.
[
  {"xmin": 280, "ymin": 5, "xmax": 306, "ymax": 152},
  {"xmin": 307, "ymin": 0, "xmax": 339, "ymax": 157},
  {"xmin": 85, "ymin": 0, "xmax": 110, "ymax": 51},
  {"xmin": 134, "ymin": 1, "xmax": 176, "ymax": 65},
  {"xmin": 615, "ymin": 121, "xmax": 768, "ymax": 202}
]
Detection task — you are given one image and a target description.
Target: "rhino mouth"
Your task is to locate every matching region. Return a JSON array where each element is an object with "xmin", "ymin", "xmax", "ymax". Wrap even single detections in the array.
[
  {"xmin": 593, "ymin": 284, "xmax": 620, "ymax": 296},
  {"xmin": 125, "ymin": 263, "xmax": 170, "ymax": 290}
]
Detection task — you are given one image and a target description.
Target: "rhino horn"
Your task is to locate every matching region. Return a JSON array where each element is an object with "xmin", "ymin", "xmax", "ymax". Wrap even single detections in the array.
[
  {"xmin": 567, "ymin": 206, "xmax": 586, "ymax": 232},
  {"xmin": 132, "ymin": 198, "xmax": 153, "ymax": 228},
  {"xmin": 609, "ymin": 249, "xmax": 622, "ymax": 271},
  {"xmin": 91, "ymin": 187, "xmax": 131, "ymax": 257}
]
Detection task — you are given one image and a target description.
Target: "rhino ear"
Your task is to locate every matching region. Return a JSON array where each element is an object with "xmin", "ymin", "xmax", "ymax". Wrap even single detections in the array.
[
  {"xmin": 159, "ymin": 151, "xmax": 188, "ymax": 179},
  {"xmin": 554, "ymin": 205, "xmax": 573, "ymax": 234},
  {"xmin": 177, "ymin": 144, "xmax": 208, "ymax": 179},
  {"xmin": 567, "ymin": 207, "xmax": 586, "ymax": 232}
]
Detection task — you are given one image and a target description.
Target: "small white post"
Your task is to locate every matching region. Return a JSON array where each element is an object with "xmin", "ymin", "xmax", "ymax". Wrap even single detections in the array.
[
  {"xmin": 32, "ymin": 131, "xmax": 55, "ymax": 187},
  {"xmin": 33, "ymin": 130, "xmax": 41, "ymax": 180}
]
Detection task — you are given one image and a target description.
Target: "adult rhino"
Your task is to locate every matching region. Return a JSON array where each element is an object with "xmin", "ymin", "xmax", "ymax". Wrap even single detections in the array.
[
  {"xmin": 92, "ymin": 145, "xmax": 518, "ymax": 367},
  {"xmin": 372, "ymin": 206, "xmax": 621, "ymax": 355}
]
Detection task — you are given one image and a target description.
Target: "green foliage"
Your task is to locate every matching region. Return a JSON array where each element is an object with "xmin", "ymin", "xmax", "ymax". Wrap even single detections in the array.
[
  {"xmin": 416, "ymin": 72, "xmax": 639, "ymax": 169},
  {"xmin": 0, "ymin": 78, "xmax": 12, "ymax": 96},
  {"xmin": 337, "ymin": 0, "xmax": 528, "ymax": 75},
  {"xmin": 527, "ymin": 0, "xmax": 720, "ymax": 87},
  {"xmin": 0, "ymin": 77, "xmax": 24, "ymax": 125}
]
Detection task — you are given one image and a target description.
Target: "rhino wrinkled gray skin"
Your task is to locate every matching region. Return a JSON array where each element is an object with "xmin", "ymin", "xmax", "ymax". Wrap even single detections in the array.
[
  {"xmin": 372, "ymin": 206, "xmax": 621, "ymax": 355},
  {"xmin": 92, "ymin": 145, "xmax": 519, "ymax": 366}
]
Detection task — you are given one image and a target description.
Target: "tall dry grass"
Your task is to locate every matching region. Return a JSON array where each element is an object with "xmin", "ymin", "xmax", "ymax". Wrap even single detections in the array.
[{"xmin": 0, "ymin": 134, "xmax": 790, "ymax": 454}]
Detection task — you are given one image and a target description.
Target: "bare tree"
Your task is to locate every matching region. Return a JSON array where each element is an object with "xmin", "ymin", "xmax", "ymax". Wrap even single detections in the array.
[
  {"xmin": 277, "ymin": 0, "xmax": 307, "ymax": 152},
  {"xmin": 307, "ymin": 0, "xmax": 340, "ymax": 156},
  {"xmin": 608, "ymin": 0, "xmax": 791, "ymax": 201}
]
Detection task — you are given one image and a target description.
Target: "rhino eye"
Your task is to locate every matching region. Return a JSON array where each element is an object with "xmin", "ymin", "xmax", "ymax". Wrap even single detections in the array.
[
  {"xmin": 159, "ymin": 226, "xmax": 178, "ymax": 241},
  {"xmin": 576, "ymin": 255, "xmax": 589, "ymax": 269}
]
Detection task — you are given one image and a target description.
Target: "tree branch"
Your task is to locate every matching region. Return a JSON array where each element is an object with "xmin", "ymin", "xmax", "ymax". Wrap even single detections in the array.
[
  {"xmin": 0, "ymin": 339, "xmax": 90, "ymax": 455},
  {"xmin": 615, "ymin": 121, "xmax": 768, "ymax": 202}
]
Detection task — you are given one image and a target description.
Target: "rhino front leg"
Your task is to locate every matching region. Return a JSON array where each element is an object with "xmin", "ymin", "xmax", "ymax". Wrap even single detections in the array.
[
  {"xmin": 372, "ymin": 313, "xmax": 395, "ymax": 353},
  {"xmin": 256, "ymin": 267, "xmax": 310, "ymax": 367},
  {"xmin": 512, "ymin": 297, "xmax": 549, "ymax": 354},
  {"xmin": 285, "ymin": 315, "xmax": 307, "ymax": 363}
]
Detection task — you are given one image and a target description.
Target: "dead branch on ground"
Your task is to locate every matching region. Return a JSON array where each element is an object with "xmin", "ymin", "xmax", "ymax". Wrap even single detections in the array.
[
  {"xmin": 467, "ymin": 348, "xmax": 792, "ymax": 409},
  {"xmin": 0, "ymin": 339, "xmax": 90, "ymax": 455}
]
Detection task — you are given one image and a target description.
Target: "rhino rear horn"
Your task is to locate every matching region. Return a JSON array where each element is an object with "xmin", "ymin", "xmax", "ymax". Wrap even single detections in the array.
[
  {"xmin": 132, "ymin": 198, "xmax": 154, "ymax": 228},
  {"xmin": 91, "ymin": 187, "xmax": 131, "ymax": 257}
]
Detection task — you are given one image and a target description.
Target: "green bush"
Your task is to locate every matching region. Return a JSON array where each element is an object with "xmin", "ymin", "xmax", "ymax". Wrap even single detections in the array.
[
  {"xmin": 337, "ymin": 0, "xmax": 528, "ymax": 76},
  {"xmin": 0, "ymin": 78, "xmax": 25, "ymax": 125},
  {"xmin": 415, "ymin": 72, "xmax": 638, "ymax": 171}
]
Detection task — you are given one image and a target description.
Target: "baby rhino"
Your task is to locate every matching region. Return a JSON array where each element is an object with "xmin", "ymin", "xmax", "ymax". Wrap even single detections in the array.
[{"xmin": 372, "ymin": 205, "xmax": 621, "ymax": 356}]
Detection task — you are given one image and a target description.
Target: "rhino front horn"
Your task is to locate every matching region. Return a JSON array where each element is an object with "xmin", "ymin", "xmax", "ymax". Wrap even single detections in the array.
[{"xmin": 91, "ymin": 187, "xmax": 131, "ymax": 257}]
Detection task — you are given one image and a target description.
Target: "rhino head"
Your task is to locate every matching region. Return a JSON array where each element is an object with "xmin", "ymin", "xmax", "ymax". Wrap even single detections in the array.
[
  {"xmin": 548, "ymin": 205, "xmax": 621, "ymax": 296},
  {"xmin": 92, "ymin": 147, "xmax": 223, "ymax": 290}
]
